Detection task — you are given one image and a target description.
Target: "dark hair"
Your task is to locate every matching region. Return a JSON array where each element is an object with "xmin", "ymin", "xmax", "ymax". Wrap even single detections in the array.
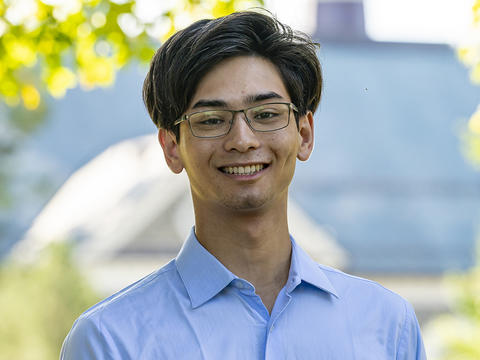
[{"xmin": 143, "ymin": 10, "xmax": 322, "ymax": 140}]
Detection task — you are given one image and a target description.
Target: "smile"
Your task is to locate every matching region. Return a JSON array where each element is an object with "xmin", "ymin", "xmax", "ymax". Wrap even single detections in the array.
[{"xmin": 220, "ymin": 164, "xmax": 267, "ymax": 175}]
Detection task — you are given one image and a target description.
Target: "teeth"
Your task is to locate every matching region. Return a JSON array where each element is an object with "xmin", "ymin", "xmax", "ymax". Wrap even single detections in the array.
[{"xmin": 222, "ymin": 164, "xmax": 265, "ymax": 175}]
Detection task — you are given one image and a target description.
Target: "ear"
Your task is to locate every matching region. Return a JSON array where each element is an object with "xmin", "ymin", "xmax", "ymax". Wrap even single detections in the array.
[
  {"xmin": 297, "ymin": 111, "xmax": 314, "ymax": 161},
  {"xmin": 158, "ymin": 129, "xmax": 184, "ymax": 174}
]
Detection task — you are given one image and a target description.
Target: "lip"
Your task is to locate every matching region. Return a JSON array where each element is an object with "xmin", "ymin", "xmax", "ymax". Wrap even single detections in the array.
[{"xmin": 219, "ymin": 162, "xmax": 269, "ymax": 168}]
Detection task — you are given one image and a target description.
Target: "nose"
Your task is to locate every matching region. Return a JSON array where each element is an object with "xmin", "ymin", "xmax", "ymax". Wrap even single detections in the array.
[{"xmin": 223, "ymin": 112, "xmax": 260, "ymax": 152}]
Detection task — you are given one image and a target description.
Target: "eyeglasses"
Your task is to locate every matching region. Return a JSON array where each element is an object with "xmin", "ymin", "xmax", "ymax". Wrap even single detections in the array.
[{"xmin": 174, "ymin": 102, "xmax": 298, "ymax": 138}]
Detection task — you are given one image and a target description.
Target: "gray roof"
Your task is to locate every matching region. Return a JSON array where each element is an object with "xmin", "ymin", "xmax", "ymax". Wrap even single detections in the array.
[
  {"xmin": 292, "ymin": 41, "xmax": 480, "ymax": 273},
  {"xmin": 12, "ymin": 136, "xmax": 346, "ymax": 293},
  {"xmin": 3, "ymin": 40, "xmax": 479, "ymax": 274}
]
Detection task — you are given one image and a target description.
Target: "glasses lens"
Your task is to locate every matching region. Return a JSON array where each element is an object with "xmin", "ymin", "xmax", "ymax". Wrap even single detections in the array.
[
  {"xmin": 189, "ymin": 110, "xmax": 232, "ymax": 137},
  {"xmin": 186, "ymin": 103, "xmax": 292, "ymax": 138},
  {"xmin": 246, "ymin": 103, "xmax": 290, "ymax": 131}
]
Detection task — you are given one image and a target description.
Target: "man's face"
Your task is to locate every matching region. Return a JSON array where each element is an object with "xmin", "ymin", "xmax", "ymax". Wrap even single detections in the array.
[{"xmin": 159, "ymin": 56, "xmax": 314, "ymax": 214}]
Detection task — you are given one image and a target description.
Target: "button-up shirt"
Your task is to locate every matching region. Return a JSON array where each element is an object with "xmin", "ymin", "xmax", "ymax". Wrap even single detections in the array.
[{"xmin": 61, "ymin": 228, "xmax": 426, "ymax": 359}]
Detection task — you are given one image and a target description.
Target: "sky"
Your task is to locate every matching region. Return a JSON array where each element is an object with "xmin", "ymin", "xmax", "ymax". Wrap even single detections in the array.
[
  {"xmin": 265, "ymin": 0, "xmax": 477, "ymax": 45},
  {"xmin": 3, "ymin": 0, "xmax": 476, "ymax": 45}
]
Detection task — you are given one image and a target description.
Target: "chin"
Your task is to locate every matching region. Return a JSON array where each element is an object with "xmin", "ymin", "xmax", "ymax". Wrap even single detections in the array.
[{"xmin": 220, "ymin": 195, "xmax": 270, "ymax": 211}]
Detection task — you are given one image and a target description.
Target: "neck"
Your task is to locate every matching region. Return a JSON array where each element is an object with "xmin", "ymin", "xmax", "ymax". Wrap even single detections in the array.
[{"xmin": 193, "ymin": 197, "xmax": 292, "ymax": 312}]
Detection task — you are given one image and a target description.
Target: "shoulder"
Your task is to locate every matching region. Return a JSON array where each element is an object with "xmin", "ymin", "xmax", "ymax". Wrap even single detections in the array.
[
  {"xmin": 317, "ymin": 265, "xmax": 426, "ymax": 359},
  {"xmin": 81, "ymin": 260, "xmax": 178, "ymax": 320},
  {"xmin": 319, "ymin": 264, "xmax": 407, "ymax": 308},
  {"xmin": 317, "ymin": 264, "xmax": 411, "ymax": 331},
  {"xmin": 61, "ymin": 260, "xmax": 182, "ymax": 359}
]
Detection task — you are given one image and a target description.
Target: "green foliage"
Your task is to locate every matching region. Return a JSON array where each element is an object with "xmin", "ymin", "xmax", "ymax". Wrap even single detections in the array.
[
  {"xmin": 460, "ymin": 106, "xmax": 480, "ymax": 169},
  {"xmin": 0, "ymin": 243, "xmax": 100, "ymax": 360},
  {"xmin": 426, "ymin": 251, "xmax": 480, "ymax": 360},
  {"xmin": 458, "ymin": 0, "xmax": 480, "ymax": 168},
  {"xmin": 0, "ymin": 0, "xmax": 147, "ymax": 109},
  {"xmin": 0, "ymin": 0, "xmax": 264, "ymax": 230},
  {"xmin": 0, "ymin": 0, "xmax": 264, "ymax": 110},
  {"xmin": 457, "ymin": 0, "xmax": 480, "ymax": 85},
  {"xmin": 427, "ymin": 4, "xmax": 480, "ymax": 358}
]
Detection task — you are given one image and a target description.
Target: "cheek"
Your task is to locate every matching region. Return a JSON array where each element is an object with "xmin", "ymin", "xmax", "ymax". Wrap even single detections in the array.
[
  {"xmin": 179, "ymin": 141, "xmax": 217, "ymax": 172},
  {"xmin": 270, "ymin": 130, "xmax": 301, "ymax": 159}
]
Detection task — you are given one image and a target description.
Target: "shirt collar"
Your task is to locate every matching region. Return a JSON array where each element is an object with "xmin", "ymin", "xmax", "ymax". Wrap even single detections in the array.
[
  {"xmin": 288, "ymin": 236, "xmax": 340, "ymax": 298},
  {"xmin": 176, "ymin": 228, "xmax": 339, "ymax": 309},
  {"xmin": 175, "ymin": 228, "xmax": 236, "ymax": 308}
]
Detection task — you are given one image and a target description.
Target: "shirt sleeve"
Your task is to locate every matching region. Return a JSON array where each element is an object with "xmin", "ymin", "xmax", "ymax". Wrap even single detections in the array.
[
  {"xmin": 396, "ymin": 300, "xmax": 427, "ymax": 360},
  {"xmin": 60, "ymin": 315, "xmax": 116, "ymax": 360}
]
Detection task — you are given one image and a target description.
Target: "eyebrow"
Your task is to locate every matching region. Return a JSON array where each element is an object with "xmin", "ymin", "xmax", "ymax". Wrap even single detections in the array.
[
  {"xmin": 191, "ymin": 92, "xmax": 284, "ymax": 110},
  {"xmin": 244, "ymin": 92, "xmax": 284, "ymax": 104}
]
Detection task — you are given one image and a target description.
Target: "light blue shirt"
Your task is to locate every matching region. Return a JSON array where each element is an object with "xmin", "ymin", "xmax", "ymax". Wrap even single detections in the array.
[{"xmin": 61, "ymin": 228, "xmax": 426, "ymax": 359}]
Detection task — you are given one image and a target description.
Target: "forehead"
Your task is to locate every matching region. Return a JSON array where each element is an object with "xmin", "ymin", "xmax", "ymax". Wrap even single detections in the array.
[{"xmin": 189, "ymin": 56, "xmax": 290, "ymax": 108}]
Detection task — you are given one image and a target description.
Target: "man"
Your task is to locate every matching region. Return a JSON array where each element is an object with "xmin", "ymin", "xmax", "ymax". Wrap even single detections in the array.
[{"xmin": 61, "ymin": 11, "xmax": 426, "ymax": 359}]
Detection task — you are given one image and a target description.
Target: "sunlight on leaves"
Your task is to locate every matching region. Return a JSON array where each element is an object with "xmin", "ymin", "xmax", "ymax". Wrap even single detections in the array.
[
  {"xmin": 468, "ymin": 106, "xmax": 480, "ymax": 135},
  {"xmin": 425, "ymin": 260, "xmax": 480, "ymax": 360},
  {"xmin": 461, "ymin": 110, "xmax": 480, "ymax": 170},
  {"xmin": 474, "ymin": 0, "xmax": 480, "ymax": 24},
  {"xmin": 457, "ymin": 1, "xmax": 480, "ymax": 168},
  {"xmin": 20, "ymin": 84, "xmax": 40, "ymax": 110},
  {"xmin": 471, "ymin": 62, "xmax": 480, "ymax": 83},
  {"xmin": 429, "ymin": 2, "xmax": 480, "ymax": 357},
  {"xmin": 45, "ymin": 66, "xmax": 77, "ymax": 98},
  {"xmin": 0, "ymin": 0, "xmax": 264, "ymax": 110},
  {"xmin": 3, "ymin": 35, "xmax": 37, "ymax": 67},
  {"xmin": 79, "ymin": 56, "xmax": 115, "ymax": 87}
]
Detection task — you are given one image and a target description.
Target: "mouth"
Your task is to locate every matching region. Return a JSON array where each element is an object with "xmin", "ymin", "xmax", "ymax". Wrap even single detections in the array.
[{"xmin": 219, "ymin": 163, "xmax": 269, "ymax": 176}]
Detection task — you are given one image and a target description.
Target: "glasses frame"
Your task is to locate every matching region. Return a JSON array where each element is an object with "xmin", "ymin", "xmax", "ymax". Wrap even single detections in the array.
[{"xmin": 174, "ymin": 102, "xmax": 299, "ymax": 138}]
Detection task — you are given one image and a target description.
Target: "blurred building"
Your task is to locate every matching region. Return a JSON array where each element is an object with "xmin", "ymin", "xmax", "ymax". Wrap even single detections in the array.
[
  {"xmin": 4, "ymin": 1, "xmax": 480, "ymax": 325},
  {"xmin": 12, "ymin": 135, "xmax": 346, "ymax": 295}
]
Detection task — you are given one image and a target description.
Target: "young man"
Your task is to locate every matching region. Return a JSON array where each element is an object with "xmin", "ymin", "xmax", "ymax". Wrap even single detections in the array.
[{"xmin": 61, "ymin": 11, "xmax": 426, "ymax": 359}]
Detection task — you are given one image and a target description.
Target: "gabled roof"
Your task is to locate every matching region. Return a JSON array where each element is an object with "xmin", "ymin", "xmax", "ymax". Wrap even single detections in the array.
[{"xmin": 12, "ymin": 135, "xmax": 347, "ymax": 273}]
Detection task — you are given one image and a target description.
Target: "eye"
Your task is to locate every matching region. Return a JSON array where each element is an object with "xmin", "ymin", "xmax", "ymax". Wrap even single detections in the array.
[
  {"xmin": 199, "ymin": 117, "xmax": 225, "ymax": 125},
  {"xmin": 191, "ymin": 111, "xmax": 228, "ymax": 126},
  {"xmin": 249, "ymin": 104, "xmax": 286, "ymax": 122},
  {"xmin": 255, "ymin": 111, "xmax": 278, "ymax": 119},
  {"xmin": 252, "ymin": 109, "xmax": 281, "ymax": 122}
]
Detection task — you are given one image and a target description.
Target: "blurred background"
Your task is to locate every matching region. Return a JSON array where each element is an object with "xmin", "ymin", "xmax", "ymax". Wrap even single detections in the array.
[{"xmin": 1, "ymin": 0, "xmax": 479, "ymax": 358}]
